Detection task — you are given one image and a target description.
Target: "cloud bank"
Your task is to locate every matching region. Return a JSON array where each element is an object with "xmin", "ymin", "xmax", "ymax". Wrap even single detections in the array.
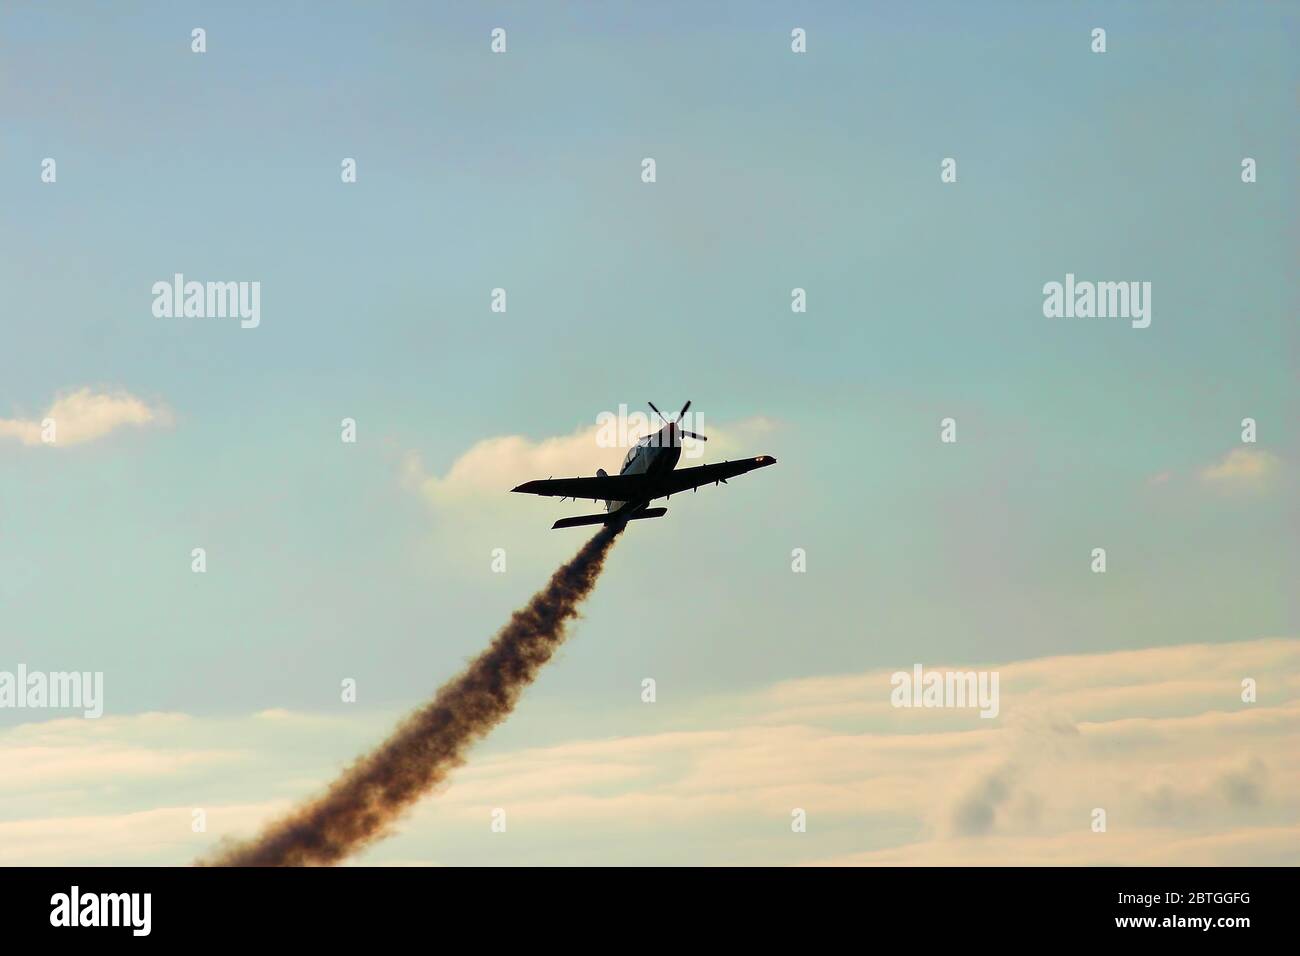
[{"xmin": 0, "ymin": 637, "xmax": 1294, "ymax": 865}]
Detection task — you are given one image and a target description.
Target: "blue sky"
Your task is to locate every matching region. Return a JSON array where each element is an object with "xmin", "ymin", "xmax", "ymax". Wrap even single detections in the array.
[{"xmin": 0, "ymin": 1, "xmax": 1295, "ymax": 864}]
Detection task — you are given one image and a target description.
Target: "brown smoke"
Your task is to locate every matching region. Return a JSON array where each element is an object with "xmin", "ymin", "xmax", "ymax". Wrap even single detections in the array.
[{"xmin": 202, "ymin": 525, "xmax": 621, "ymax": 866}]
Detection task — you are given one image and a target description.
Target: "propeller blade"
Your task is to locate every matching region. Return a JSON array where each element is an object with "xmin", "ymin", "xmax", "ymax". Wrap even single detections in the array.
[
  {"xmin": 675, "ymin": 400, "xmax": 692, "ymax": 422},
  {"xmin": 648, "ymin": 401, "xmax": 669, "ymax": 425},
  {"xmin": 680, "ymin": 430, "xmax": 708, "ymax": 441}
]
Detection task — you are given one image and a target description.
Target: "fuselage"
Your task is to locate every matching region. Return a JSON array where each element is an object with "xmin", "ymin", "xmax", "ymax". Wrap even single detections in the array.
[{"xmin": 605, "ymin": 422, "xmax": 683, "ymax": 514}]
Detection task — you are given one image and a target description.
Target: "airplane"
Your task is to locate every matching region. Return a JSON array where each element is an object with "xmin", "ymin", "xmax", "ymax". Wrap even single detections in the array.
[{"xmin": 511, "ymin": 401, "xmax": 776, "ymax": 530}]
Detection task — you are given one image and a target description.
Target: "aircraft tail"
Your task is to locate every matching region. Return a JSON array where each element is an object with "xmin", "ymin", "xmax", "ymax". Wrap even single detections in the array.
[{"xmin": 551, "ymin": 507, "xmax": 667, "ymax": 530}]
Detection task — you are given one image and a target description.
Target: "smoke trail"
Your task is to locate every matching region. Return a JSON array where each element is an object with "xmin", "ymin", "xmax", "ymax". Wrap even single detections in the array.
[{"xmin": 203, "ymin": 525, "xmax": 621, "ymax": 866}]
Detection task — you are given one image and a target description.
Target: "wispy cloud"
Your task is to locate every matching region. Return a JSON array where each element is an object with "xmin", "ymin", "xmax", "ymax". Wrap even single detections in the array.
[{"xmin": 1198, "ymin": 447, "xmax": 1280, "ymax": 490}]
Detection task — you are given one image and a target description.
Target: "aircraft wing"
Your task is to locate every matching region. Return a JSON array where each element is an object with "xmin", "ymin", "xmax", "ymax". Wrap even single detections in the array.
[
  {"xmin": 510, "ymin": 473, "xmax": 641, "ymax": 501},
  {"xmin": 510, "ymin": 456, "xmax": 776, "ymax": 502},
  {"xmin": 652, "ymin": 456, "xmax": 777, "ymax": 496}
]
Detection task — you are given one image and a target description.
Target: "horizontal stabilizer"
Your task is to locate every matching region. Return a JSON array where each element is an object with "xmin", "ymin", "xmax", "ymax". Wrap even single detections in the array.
[
  {"xmin": 551, "ymin": 507, "xmax": 668, "ymax": 530},
  {"xmin": 551, "ymin": 513, "xmax": 612, "ymax": 530}
]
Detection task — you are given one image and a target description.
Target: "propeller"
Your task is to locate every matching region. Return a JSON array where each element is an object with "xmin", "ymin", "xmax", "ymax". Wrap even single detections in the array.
[{"xmin": 647, "ymin": 400, "xmax": 708, "ymax": 443}]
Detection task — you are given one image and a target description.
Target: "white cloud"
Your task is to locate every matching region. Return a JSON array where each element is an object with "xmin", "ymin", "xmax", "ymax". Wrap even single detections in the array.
[{"xmin": 0, "ymin": 387, "xmax": 169, "ymax": 447}]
